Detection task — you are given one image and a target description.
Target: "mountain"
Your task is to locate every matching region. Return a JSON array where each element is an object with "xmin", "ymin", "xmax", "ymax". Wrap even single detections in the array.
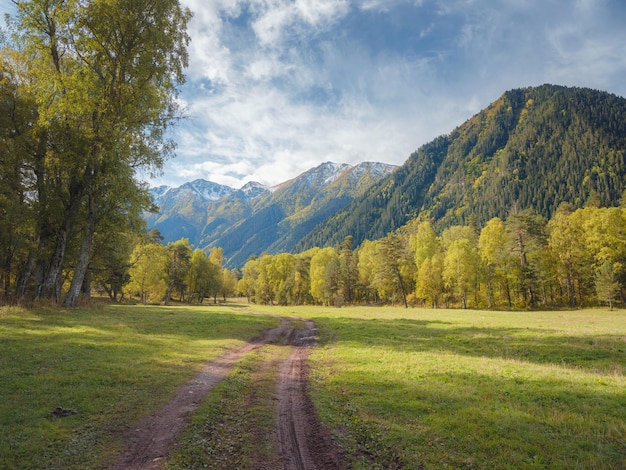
[
  {"xmin": 149, "ymin": 85, "xmax": 626, "ymax": 265},
  {"xmin": 297, "ymin": 84, "xmax": 626, "ymax": 250},
  {"xmin": 145, "ymin": 179, "xmax": 263, "ymax": 248},
  {"xmin": 147, "ymin": 161, "xmax": 396, "ymax": 266},
  {"xmin": 150, "ymin": 179, "xmax": 241, "ymax": 207}
]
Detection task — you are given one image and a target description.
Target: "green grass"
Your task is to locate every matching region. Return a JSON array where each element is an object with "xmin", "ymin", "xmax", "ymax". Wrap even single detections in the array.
[
  {"xmin": 3, "ymin": 303, "xmax": 625, "ymax": 469},
  {"xmin": 0, "ymin": 304, "xmax": 278, "ymax": 469},
  {"xmin": 167, "ymin": 344, "xmax": 288, "ymax": 469},
  {"xmin": 256, "ymin": 306, "xmax": 626, "ymax": 469}
]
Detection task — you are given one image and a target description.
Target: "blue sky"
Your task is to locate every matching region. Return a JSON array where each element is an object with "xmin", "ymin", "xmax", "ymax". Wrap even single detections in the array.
[{"xmin": 4, "ymin": 1, "xmax": 626, "ymax": 188}]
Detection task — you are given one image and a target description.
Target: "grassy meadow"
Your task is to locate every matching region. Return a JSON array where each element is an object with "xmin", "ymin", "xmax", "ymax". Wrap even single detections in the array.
[
  {"xmin": 257, "ymin": 305, "xmax": 626, "ymax": 469},
  {"xmin": 0, "ymin": 304, "xmax": 278, "ymax": 469},
  {"xmin": 1, "ymin": 303, "xmax": 625, "ymax": 469}
]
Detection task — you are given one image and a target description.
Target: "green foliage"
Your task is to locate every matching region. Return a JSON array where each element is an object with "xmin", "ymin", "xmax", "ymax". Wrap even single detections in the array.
[
  {"xmin": 221, "ymin": 268, "xmax": 239, "ymax": 300},
  {"xmin": 304, "ymin": 85, "xmax": 626, "ymax": 251},
  {"xmin": 415, "ymin": 252, "xmax": 444, "ymax": 308},
  {"xmin": 231, "ymin": 203, "xmax": 626, "ymax": 309},
  {"xmin": 479, "ymin": 217, "xmax": 516, "ymax": 307},
  {"xmin": 164, "ymin": 238, "xmax": 192, "ymax": 304},
  {"xmin": 595, "ymin": 261, "xmax": 620, "ymax": 310},
  {"xmin": 411, "ymin": 221, "xmax": 439, "ymax": 268},
  {"xmin": 0, "ymin": 0, "xmax": 190, "ymax": 305},
  {"xmin": 443, "ymin": 238, "xmax": 479, "ymax": 309},
  {"xmin": 187, "ymin": 249, "xmax": 213, "ymax": 302},
  {"xmin": 371, "ymin": 233, "xmax": 413, "ymax": 307},
  {"xmin": 310, "ymin": 247, "xmax": 340, "ymax": 306},
  {"xmin": 126, "ymin": 242, "xmax": 168, "ymax": 304},
  {"xmin": 548, "ymin": 207, "xmax": 592, "ymax": 307}
]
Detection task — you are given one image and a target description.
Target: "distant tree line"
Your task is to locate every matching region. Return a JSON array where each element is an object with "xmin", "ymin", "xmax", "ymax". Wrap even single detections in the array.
[
  {"xmin": 88, "ymin": 200, "xmax": 626, "ymax": 309},
  {"xmin": 238, "ymin": 203, "xmax": 626, "ymax": 310},
  {"xmin": 4, "ymin": 197, "xmax": 624, "ymax": 309},
  {"xmin": 122, "ymin": 231, "xmax": 238, "ymax": 305}
]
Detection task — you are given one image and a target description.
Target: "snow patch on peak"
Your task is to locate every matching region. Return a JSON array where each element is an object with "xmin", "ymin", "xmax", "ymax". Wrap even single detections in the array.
[
  {"xmin": 298, "ymin": 161, "xmax": 352, "ymax": 188},
  {"xmin": 149, "ymin": 185, "xmax": 172, "ymax": 205},
  {"xmin": 323, "ymin": 162, "xmax": 352, "ymax": 184},
  {"xmin": 240, "ymin": 181, "xmax": 268, "ymax": 199},
  {"xmin": 185, "ymin": 179, "xmax": 234, "ymax": 201},
  {"xmin": 349, "ymin": 161, "xmax": 397, "ymax": 180}
]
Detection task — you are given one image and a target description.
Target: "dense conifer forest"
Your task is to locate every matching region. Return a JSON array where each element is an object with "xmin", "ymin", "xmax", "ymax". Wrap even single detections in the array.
[{"xmin": 299, "ymin": 85, "xmax": 626, "ymax": 250}]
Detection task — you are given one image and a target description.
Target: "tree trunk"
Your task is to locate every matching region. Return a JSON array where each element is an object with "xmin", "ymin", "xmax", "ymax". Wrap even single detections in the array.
[
  {"xmin": 393, "ymin": 266, "xmax": 408, "ymax": 308},
  {"xmin": 36, "ymin": 221, "xmax": 71, "ymax": 303},
  {"xmin": 63, "ymin": 197, "xmax": 97, "ymax": 307},
  {"xmin": 81, "ymin": 270, "xmax": 92, "ymax": 298},
  {"xmin": 165, "ymin": 281, "xmax": 174, "ymax": 305},
  {"xmin": 16, "ymin": 248, "xmax": 36, "ymax": 300},
  {"xmin": 36, "ymin": 178, "xmax": 84, "ymax": 303},
  {"xmin": 566, "ymin": 270, "xmax": 576, "ymax": 307},
  {"xmin": 505, "ymin": 278, "xmax": 512, "ymax": 308},
  {"xmin": 486, "ymin": 275, "xmax": 494, "ymax": 309}
]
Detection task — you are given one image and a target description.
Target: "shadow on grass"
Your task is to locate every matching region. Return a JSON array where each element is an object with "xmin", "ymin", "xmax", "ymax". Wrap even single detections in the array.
[
  {"xmin": 315, "ymin": 316, "xmax": 626, "ymax": 376},
  {"xmin": 320, "ymin": 366, "xmax": 626, "ymax": 469},
  {"xmin": 308, "ymin": 315, "xmax": 626, "ymax": 468},
  {"xmin": 0, "ymin": 305, "xmax": 278, "ymax": 469}
]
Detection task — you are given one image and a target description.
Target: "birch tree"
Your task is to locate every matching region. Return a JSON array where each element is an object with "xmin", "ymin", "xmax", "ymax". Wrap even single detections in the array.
[{"xmin": 8, "ymin": 0, "xmax": 190, "ymax": 305}]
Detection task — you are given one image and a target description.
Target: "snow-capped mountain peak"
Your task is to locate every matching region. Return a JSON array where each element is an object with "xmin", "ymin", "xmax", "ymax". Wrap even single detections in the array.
[
  {"xmin": 145, "ymin": 160, "xmax": 396, "ymax": 266},
  {"xmin": 185, "ymin": 179, "xmax": 234, "ymax": 201},
  {"xmin": 347, "ymin": 161, "xmax": 397, "ymax": 181},
  {"xmin": 296, "ymin": 162, "xmax": 352, "ymax": 188},
  {"xmin": 150, "ymin": 185, "xmax": 172, "ymax": 201},
  {"xmin": 240, "ymin": 181, "xmax": 269, "ymax": 199}
]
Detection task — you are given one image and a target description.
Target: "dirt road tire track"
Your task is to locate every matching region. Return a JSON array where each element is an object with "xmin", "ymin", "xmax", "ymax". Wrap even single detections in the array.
[
  {"xmin": 112, "ymin": 315, "xmax": 345, "ymax": 470},
  {"xmin": 112, "ymin": 318, "xmax": 290, "ymax": 470},
  {"xmin": 276, "ymin": 318, "xmax": 345, "ymax": 470}
]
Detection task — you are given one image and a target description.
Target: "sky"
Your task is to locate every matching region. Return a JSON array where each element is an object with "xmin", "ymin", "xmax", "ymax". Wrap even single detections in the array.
[{"xmin": 3, "ymin": 1, "xmax": 626, "ymax": 189}]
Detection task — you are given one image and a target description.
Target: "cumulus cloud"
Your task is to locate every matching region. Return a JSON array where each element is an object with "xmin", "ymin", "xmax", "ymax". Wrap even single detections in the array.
[
  {"xmin": 251, "ymin": 0, "xmax": 349, "ymax": 46},
  {"xmin": 149, "ymin": 0, "xmax": 626, "ymax": 188},
  {"xmin": 4, "ymin": 0, "xmax": 625, "ymax": 189}
]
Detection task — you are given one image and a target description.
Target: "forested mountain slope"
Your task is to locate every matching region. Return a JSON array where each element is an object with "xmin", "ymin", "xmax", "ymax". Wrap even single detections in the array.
[
  {"xmin": 208, "ymin": 162, "xmax": 396, "ymax": 266},
  {"xmin": 147, "ymin": 162, "xmax": 396, "ymax": 266},
  {"xmin": 298, "ymin": 84, "xmax": 626, "ymax": 249}
]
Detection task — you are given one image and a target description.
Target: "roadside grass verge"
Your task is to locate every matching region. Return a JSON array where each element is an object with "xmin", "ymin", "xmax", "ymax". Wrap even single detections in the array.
[
  {"xmin": 167, "ymin": 343, "xmax": 288, "ymax": 469},
  {"xmin": 256, "ymin": 306, "xmax": 626, "ymax": 469},
  {"xmin": 0, "ymin": 304, "xmax": 278, "ymax": 469}
]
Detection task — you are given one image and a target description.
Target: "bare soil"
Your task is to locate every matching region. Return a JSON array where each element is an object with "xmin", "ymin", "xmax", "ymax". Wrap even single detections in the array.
[
  {"xmin": 276, "ymin": 319, "xmax": 346, "ymax": 470},
  {"xmin": 111, "ymin": 316, "xmax": 345, "ymax": 470}
]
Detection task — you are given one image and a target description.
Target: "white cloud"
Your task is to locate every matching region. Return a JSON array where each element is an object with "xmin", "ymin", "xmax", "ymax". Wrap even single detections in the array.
[
  {"xmin": 151, "ymin": 0, "xmax": 626, "ymax": 189},
  {"xmin": 245, "ymin": 56, "xmax": 284, "ymax": 80},
  {"xmin": 6, "ymin": 0, "xmax": 624, "ymax": 192},
  {"xmin": 250, "ymin": 0, "xmax": 349, "ymax": 47},
  {"xmin": 359, "ymin": 0, "xmax": 424, "ymax": 12}
]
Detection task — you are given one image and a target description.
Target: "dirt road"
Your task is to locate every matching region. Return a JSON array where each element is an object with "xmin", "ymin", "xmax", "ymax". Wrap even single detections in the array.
[
  {"xmin": 276, "ymin": 320, "xmax": 345, "ymax": 470},
  {"xmin": 112, "ymin": 316, "xmax": 344, "ymax": 470}
]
